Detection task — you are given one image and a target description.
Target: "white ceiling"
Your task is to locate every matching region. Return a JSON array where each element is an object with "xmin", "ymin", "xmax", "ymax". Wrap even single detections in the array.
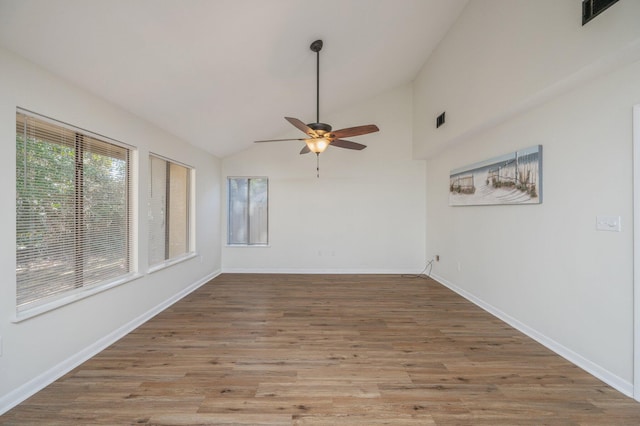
[{"xmin": 0, "ymin": 0, "xmax": 468, "ymax": 158}]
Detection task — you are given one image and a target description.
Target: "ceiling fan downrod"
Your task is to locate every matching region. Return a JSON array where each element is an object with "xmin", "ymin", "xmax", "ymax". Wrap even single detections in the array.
[{"xmin": 310, "ymin": 39, "xmax": 323, "ymax": 124}]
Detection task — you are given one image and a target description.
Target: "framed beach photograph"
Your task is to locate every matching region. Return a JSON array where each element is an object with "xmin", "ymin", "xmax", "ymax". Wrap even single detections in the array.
[{"xmin": 449, "ymin": 145, "xmax": 542, "ymax": 206}]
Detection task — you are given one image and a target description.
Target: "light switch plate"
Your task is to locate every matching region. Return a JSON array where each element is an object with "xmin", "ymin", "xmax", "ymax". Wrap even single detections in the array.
[{"xmin": 596, "ymin": 215, "xmax": 621, "ymax": 232}]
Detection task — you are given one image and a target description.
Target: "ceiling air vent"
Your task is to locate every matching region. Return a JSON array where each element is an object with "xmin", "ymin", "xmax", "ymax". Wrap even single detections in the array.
[{"xmin": 582, "ymin": 0, "xmax": 619, "ymax": 25}]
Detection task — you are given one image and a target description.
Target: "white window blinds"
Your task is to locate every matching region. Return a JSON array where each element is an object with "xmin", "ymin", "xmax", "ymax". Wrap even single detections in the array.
[
  {"xmin": 16, "ymin": 110, "xmax": 133, "ymax": 312},
  {"xmin": 148, "ymin": 154, "xmax": 192, "ymax": 267}
]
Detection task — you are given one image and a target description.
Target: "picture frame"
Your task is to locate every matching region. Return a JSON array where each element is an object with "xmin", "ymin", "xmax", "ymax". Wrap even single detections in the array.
[{"xmin": 449, "ymin": 145, "xmax": 542, "ymax": 206}]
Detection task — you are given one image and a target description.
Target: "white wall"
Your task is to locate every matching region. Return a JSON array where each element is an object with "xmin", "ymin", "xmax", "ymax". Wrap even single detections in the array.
[
  {"xmin": 222, "ymin": 84, "xmax": 426, "ymax": 273},
  {"xmin": 414, "ymin": 0, "xmax": 640, "ymax": 160},
  {"xmin": 0, "ymin": 47, "xmax": 222, "ymax": 412},
  {"xmin": 414, "ymin": 0, "xmax": 640, "ymax": 395}
]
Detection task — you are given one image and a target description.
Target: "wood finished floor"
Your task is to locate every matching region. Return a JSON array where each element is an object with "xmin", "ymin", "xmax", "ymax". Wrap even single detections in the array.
[{"xmin": 3, "ymin": 273, "xmax": 640, "ymax": 425}]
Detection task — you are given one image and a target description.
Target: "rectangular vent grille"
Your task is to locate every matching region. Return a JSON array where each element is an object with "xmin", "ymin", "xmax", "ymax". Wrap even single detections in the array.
[{"xmin": 582, "ymin": 0, "xmax": 619, "ymax": 25}]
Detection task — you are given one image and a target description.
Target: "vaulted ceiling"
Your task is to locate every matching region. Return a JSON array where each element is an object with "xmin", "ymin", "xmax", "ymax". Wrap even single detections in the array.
[{"xmin": 0, "ymin": 0, "xmax": 468, "ymax": 157}]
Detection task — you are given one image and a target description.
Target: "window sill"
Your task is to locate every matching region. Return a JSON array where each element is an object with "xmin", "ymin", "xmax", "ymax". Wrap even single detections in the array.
[
  {"xmin": 148, "ymin": 252, "xmax": 198, "ymax": 274},
  {"xmin": 225, "ymin": 244, "xmax": 271, "ymax": 248},
  {"xmin": 13, "ymin": 272, "xmax": 144, "ymax": 323}
]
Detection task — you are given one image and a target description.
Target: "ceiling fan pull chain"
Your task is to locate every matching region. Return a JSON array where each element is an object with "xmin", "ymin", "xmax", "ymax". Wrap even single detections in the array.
[{"xmin": 316, "ymin": 153, "xmax": 320, "ymax": 178}]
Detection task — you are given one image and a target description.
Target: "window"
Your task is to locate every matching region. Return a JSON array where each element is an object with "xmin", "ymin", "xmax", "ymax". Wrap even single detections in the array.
[
  {"xmin": 148, "ymin": 154, "xmax": 193, "ymax": 267},
  {"xmin": 16, "ymin": 110, "xmax": 133, "ymax": 314},
  {"xmin": 227, "ymin": 177, "xmax": 268, "ymax": 245}
]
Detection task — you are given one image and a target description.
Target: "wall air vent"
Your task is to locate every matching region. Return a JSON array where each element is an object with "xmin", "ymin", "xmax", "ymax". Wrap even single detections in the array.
[{"xmin": 582, "ymin": 0, "xmax": 619, "ymax": 25}]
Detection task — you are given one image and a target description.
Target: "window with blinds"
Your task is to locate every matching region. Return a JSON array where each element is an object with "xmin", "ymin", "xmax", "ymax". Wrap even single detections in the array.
[
  {"xmin": 16, "ymin": 110, "xmax": 133, "ymax": 313},
  {"xmin": 227, "ymin": 177, "xmax": 268, "ymax": 245},
  {"xmin": 148, "ymin": 154, "xmax": 193, "ymax": 267}
]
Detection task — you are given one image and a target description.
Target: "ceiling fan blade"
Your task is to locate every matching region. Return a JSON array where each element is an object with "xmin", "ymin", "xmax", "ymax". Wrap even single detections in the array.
[
  {"xmin": 300, "ymin": 145, "xmax": 311, "ymax": 154},
  {"xmin": 285, "ymin": 117, "xmax": 318, "ymax": 137},
  {"xmin": 330, "ymin": 139, "xmax": 367, "ymax": 150},
  {"xmin": 255, "ymin": 138, "xmax": 306, "ymax": 143},
  {"xmin": 330, "ymin": 124, "xmax": 379, "ymax": 139}
]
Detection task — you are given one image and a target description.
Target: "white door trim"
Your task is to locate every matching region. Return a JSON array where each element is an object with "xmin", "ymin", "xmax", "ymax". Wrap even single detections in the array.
[{"xmin": 633, "ymin": 104, "xmax": 640, "ymax": 401}]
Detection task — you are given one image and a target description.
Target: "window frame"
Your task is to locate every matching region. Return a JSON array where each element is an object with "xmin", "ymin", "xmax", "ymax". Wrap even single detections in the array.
[
  {"xmin": 15, "ymin": 108, "xmax": 139, "ymax": 321},
  {"xmin": 148, "ymin": 153, "xmax": 195, "ymax": 271},
  {"xmin": 227, "ymin": 176, "xmax": 269, "ymax": 247}
]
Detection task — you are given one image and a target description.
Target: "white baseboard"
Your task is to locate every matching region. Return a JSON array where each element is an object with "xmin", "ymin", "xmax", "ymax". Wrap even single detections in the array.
[
  {"xmin": 430, "ymin": 273, "xmax": 634, "ymax": 398},
  {"xmin": 0, "ymin": 269, "xmax": 221, "ymax": 415},
  {"xmin": 221, "ymin": 268, "xmax": 418, "ymax": 274}
]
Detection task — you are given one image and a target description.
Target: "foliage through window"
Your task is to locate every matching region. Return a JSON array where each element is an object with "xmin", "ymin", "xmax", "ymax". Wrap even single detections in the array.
[
  {"xmin": 148, "ymin": 155, "xmax": 193, "ymax": 267},
  {"xmin": 16, "ymin": 110, "xmax": 133, "ymax": 313},
  {"xmin": 228, "ymin": 177, "xmax": 268, "ymax": 245}
]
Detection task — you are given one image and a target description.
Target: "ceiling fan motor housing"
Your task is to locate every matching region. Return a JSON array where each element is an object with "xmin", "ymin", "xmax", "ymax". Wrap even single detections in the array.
[{"xmin": 308, "ymin": 122, "xmax": 332, "ymax": 136}]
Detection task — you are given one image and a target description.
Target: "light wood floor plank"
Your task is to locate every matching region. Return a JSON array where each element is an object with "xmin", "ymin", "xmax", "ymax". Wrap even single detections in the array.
[{"xmin": 2, "ymin": 273, "xmax": 640, "ymax": 425}]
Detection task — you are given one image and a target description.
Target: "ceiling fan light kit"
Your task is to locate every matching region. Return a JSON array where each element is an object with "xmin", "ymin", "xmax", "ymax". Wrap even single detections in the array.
[
  {"xmin": 305, "ymin": 138, "xmax": 329, "ymax": 154},
  {"xmin": 255, "ymin": 39, "xmax": 380, "ymax": 177}
]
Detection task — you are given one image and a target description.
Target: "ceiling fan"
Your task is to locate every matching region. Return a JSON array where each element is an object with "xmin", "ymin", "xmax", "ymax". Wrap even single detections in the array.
[{"xmin": 255, "ymin": 39, "xmax": 380, "ymax": 177}]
